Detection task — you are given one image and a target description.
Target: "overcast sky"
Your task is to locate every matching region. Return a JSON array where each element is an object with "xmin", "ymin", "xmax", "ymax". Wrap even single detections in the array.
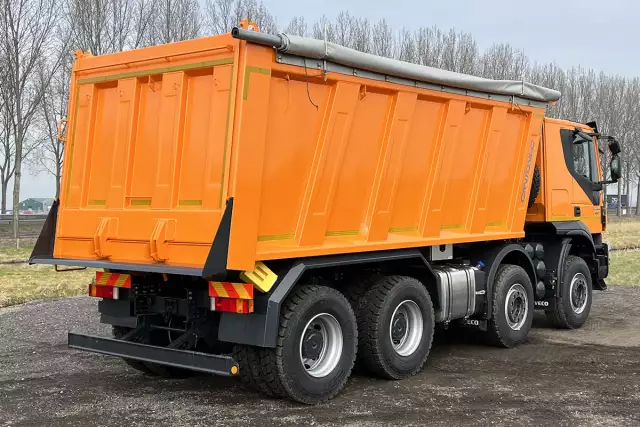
[{"xmin": 20, "ymin": 0, "xmax": 639, "ymax": 204}]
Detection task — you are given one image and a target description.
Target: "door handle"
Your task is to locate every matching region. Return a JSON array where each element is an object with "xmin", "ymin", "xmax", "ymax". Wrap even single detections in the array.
[{"xmin": 574, "ymin": 206, "xmax": 581, "ymax": 217}]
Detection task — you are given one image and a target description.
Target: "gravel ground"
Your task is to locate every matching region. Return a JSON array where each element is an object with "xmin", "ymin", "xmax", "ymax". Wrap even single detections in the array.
[{"xmin": 1, "ymin": 286, "xmax": 639, "ymax": 427}]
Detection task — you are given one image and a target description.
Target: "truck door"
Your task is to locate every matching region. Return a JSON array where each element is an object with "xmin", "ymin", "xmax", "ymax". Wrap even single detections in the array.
[
  {"xmin": 543, "ymin": 122, "xmax": 603, "ymax": 233},
  {"xmin": 561, "ymin": 127, "xmax": 603, "ymax": 232}
]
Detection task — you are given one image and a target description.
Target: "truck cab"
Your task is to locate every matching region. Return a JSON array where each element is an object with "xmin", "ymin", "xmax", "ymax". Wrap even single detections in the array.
[
  {"xmin": 527, "ymin": 119, "xmax": 621, "ymax": 293},
  {"xmin": 528, "ymin": 119, "xmax": 621, "ymax": 234}
]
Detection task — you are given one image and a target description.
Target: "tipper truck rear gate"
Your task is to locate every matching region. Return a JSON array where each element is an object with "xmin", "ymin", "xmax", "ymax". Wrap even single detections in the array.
[{"xmin": 31, "ymin": 23, "xmax": 621, "ymax": 404}]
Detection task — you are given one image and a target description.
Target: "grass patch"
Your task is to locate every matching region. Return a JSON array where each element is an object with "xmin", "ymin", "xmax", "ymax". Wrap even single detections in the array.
[
  {"xmin": 0, "ymin": 246, "xmax": 34, "ymax": 263},
  {"xmin": 604, "ymin": 218, "xmax": 640, "ymax": 250},
  {"xmin": 0, "ymin": 263, "xmax": 93, "ymax": 308},
  {"xmin": 608, "ymin": 250, "xmax": 640, "ymax": 286}
]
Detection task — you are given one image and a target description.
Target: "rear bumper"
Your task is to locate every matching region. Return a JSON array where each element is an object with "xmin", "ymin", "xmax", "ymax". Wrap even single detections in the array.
[{"xmin": 68, "ymin": 333, "xmax": 239, "ymax": 376}]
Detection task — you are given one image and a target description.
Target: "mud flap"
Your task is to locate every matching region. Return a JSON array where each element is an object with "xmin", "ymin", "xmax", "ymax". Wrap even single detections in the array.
[
  {"xmin": 29, "ymin": 199, "xmax": 59, "ymax": 262},
  {"xmin": 202, "ymin": 197, "xmax": 234, "ymax": 279}
]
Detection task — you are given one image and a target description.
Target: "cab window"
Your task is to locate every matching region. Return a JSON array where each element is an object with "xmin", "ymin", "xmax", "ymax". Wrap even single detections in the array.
[{"xmin": 572, "ymin": 142, "xmax": 595, "ymax": 181}]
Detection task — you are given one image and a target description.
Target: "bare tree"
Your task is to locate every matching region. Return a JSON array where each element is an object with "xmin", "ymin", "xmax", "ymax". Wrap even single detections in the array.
[
  {"xmin": 28, "ymin": 56, "xmax": 71, "ymax": 198},
  {"xmin": 415, "ymin": 26, "xmax": 445, "ymax": 68},
  {"xmin": 204, "ymin": 0, "xmax": 276, "ymax": 35},
  {"xmin": 285, "ymin": 15, "xmax": 307, "ymax": 36},
  {"xmin": 372, "ymin": 19, "xmax": 393, "ymax": 58},
  {"xmin": 0, "ymin": 87, "xmax": 14, "ymax": 214},
  {"xmin": 1, "ymin": 0, "xmax": 65, "ymax": 238},
  {"xmin": 237, "ymin": 0, "xmax": 276, "ymax": 34},
  {"xmin": 334, "ymin": 11, "xmax": 354, "ymax": 47},
  {"xmin": 145, "ymin": 0, "xmax": 201, "ymax": 45},
  {"xmin": 64, "ymin": 0, "xmax": 113, "ymax": 55},
  {"xmin": 312, "ymin": 15, "xmax": 335, "ymax": 43},
  {"xmin": 396, "ymin": 28, "xmax": 416, "ymax": 62},
  {"xmin": 204, "ymin": 0, "xmax": 235, "ymax": 34}
]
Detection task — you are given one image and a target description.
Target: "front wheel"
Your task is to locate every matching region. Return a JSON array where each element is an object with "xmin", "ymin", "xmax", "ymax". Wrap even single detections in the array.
[
  {"xmin": 546, "ymin": 255, "xmax": 593, "ymax": 329},
  {"xmin": 486, "ymin": 265, "xmax": 534, "ymax": 348}
]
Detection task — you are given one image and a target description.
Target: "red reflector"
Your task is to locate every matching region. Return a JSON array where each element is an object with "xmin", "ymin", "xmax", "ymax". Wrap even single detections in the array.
[
  {"xmin": 210, "ymin": 297, "xmax": 253, "ymax": 314},
  {"xmin": 88, "ymin": 284, "xmax": 119, "ymax": 300},
  {"xmin": 95, "ymin": 272, "xmax": 131, "ymax": 288}
]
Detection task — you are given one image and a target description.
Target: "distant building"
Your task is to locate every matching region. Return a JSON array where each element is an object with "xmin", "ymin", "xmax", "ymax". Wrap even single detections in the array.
[{"xmin": 19, "ymin": 198, "xmax": 55, "ymax": 213}]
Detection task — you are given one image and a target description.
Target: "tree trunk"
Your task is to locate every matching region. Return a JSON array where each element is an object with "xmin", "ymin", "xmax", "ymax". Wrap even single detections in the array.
[
  {"xmin": 625, "ymin": 173, "xmax": 631, "ymax": 216},
  {"xmin": 1, "ymin": 180, "xmax": 7, "ymax": 215},
  {"xmin": 616, "ymin": 180, "xmax": 622, "ymax": 217},
  {"xmin": 13, "ymin": 123, "xmax": 24, "ymax": 241},
  {"xmin": 636, "ymin": 175, "xmax": 640, "ymax": 216},
  {"xmin": 55, "ymin": 172, "xmax": 61, "ymax": 199}
]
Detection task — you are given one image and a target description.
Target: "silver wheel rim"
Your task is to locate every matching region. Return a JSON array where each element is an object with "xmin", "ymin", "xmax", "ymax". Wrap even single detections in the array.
[
  {"xmin": 299, "ymin": 313, "xmax": 343, "ymax": 378},
  {"xmin": 389, "ymin": 300, "xmax": 423, "ymax": 356},
  {"xmin": 569, "ymin": 273, "xmax": 588, "ymax": 315},
  {"xmin": 505, "ymin": 284, "xmax": 528, "ymax": 331}
]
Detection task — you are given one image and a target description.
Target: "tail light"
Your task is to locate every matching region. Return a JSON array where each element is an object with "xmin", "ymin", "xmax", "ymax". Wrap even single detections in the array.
[
  {"xmin": 88, "ymin": 272, "xmax": 132, "ymax": 300},
  {"xmin": 210, "ymin": 297, "xmax": 254, "ymax": 314},
  {"xmin": 208, "ymin": 281, "xmax": 254, "ymax": 314},
  {"xmin": 88, "ymin": 283, "xmax": 119, "ymax": 300}
]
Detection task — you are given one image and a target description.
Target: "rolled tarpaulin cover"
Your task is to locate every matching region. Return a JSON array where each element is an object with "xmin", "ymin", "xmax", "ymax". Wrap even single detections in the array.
[{"xmin": 232, "ymin": 27, "xmax": 561, "ymax": 103}]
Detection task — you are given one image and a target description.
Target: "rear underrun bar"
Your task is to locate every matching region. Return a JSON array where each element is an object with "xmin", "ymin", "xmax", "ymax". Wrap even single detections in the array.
[{"xmin": 68, "ymin": 333, "xmax": 239, "ymax": 376}]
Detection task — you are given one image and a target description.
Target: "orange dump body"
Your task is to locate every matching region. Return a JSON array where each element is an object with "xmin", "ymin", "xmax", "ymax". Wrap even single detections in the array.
[{"xmin": 56, "ymin": 33, "xmax": 545, "ymax": 272}]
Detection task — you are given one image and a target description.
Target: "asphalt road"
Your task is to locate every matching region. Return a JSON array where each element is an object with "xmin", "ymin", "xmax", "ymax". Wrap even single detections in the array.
[{"xmin": 1, "ymin": 287, "xmax": 639, "ymax": 427}]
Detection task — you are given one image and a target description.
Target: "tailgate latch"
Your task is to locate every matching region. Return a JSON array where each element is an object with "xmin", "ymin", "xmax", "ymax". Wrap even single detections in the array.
[{"xmin": 149, "ymin": 219, "xmax": 176, "ymax": 262}]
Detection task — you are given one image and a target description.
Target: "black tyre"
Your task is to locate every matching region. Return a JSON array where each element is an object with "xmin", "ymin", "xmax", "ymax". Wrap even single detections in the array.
[
  {"xmin": 258, "ymin": 284, "xmax": 357, "ymax": 404},
  {"xmin": 233, "ymin": 345, "xmax": 274, "ymax": 396},
  {"xmin": 342, "ymin": 274, "xmax": 378, "ymax": 311},
  {"xmin": 528, "ymin": 165, "xmax": 541, "ymax": 208},
  {"xmin": 142, "ymin": 328, "xmax": 198, "ymax": 378},
  {"xmin": 486, "ymin": 265, "xmax": 534, "ymax": 348},
  {"xmin": 546, "ymin": 255, "xmax": 592, "ymax": 329},
  {"xmin": 112, "ymin": 326, "xmax": 153, "ymax": 374},
  {"xmin": 356, "ymin": 275, "xmax": 435, "ymax": 380}
]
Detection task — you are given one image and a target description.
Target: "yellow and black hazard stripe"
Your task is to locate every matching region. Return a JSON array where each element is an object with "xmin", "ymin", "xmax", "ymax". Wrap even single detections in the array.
[
  {"xmin": 96, "ymin": 272, "xmax": 132, "ymax": 288},
  {"xmin": 208, "ymin": 282, "xmax": 254, "ymax": 300}
]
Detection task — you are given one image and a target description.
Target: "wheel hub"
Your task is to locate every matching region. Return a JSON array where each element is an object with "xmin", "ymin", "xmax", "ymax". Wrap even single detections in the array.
[
  {"xmin": 299, "ymin": 313, "xmax": 343, "ymax": 378},
  {"xmin": 508, "ymin": 294, "xmax": 525, "ymax": 324},
  {"xmin": 301, "ymin": 327, "xmax": 324, "ymax": 360},
  {"xmin": 391, "ymin": 312, "xmax": 408, "ymax": 342},
  {"xmin": 570, "ymin": 273, "xmax": 588, "ymax": 314},
  {"xmin": 389, "ymin": 300, "xmax": 423, "ymax": 357},
  {"xmin": 504, "ymin": 284, "xmax": 529, "ymax": 331}
]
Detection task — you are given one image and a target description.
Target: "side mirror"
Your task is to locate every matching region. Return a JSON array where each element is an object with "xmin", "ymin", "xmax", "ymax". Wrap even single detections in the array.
[
  {"xmin": 610, "ymin": 154, "xmax": 621, "ymax": 182},
  {"xmin": 573, "ymin": 129, "xmax": 593, "ymax": 144},
  {"xmin": 608, "ymin": 139, "xmax": 621, "ymax": 155}
]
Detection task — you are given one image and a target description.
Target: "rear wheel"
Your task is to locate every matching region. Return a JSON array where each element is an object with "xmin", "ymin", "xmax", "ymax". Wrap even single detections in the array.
[
  {"xmin": 112, "ymin": 325, "xmax": 196, "ymax": 378},
  {"xmin": 546, "ymin": 255, "xmax": 592, "ymax": 329},
  {"xmin": 486, "ymin": 265, "xmax": 534, "ymax": 348},
  {"xmin": 356, "ymin": 276, "xmax": 435, "ymax": 380},
  {"xmin": 258, "ymin": 284, "xmax": 357, "ymax": 404},
  {"xmin": 112, "ymin": 326, "xmax": 153, "ymax": 374},
  {"xmin": 233, "ymin": 345, "xmax": 273, "ymax": 396}
]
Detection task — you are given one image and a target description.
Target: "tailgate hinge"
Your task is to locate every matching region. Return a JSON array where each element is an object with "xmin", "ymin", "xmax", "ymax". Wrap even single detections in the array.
[
  {"xmin": 93, "ymin": 218, "xmax": 118, "ymax": 259},
  {"xmin": 150, "ymin": 219, "xmax": 176, "ymax": 262}
]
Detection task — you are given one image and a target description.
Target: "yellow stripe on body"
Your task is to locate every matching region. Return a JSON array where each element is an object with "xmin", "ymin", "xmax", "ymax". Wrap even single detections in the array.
[
  {"xmin": 115, "ymin": 275, "xmax": 129, "ymax": 287},
  {"xmin": 212, "ymin": 282, "xmax": 229, "ymax": 298},
  {"xmin": 234, "ymin": 284, "xmax": 251, "ymax": 300}
]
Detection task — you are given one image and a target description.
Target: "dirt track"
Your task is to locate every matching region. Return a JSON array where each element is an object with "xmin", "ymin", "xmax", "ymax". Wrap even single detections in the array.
[{"xmin": 1, "ymin": 286, "xmax": 639, "ymax": 427}]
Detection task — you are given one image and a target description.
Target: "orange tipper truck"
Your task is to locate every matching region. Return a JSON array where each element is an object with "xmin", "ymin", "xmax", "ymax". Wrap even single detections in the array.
[{"xmin": 31, "ymin": 22, "xmax": 622, "ymax": 404}]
